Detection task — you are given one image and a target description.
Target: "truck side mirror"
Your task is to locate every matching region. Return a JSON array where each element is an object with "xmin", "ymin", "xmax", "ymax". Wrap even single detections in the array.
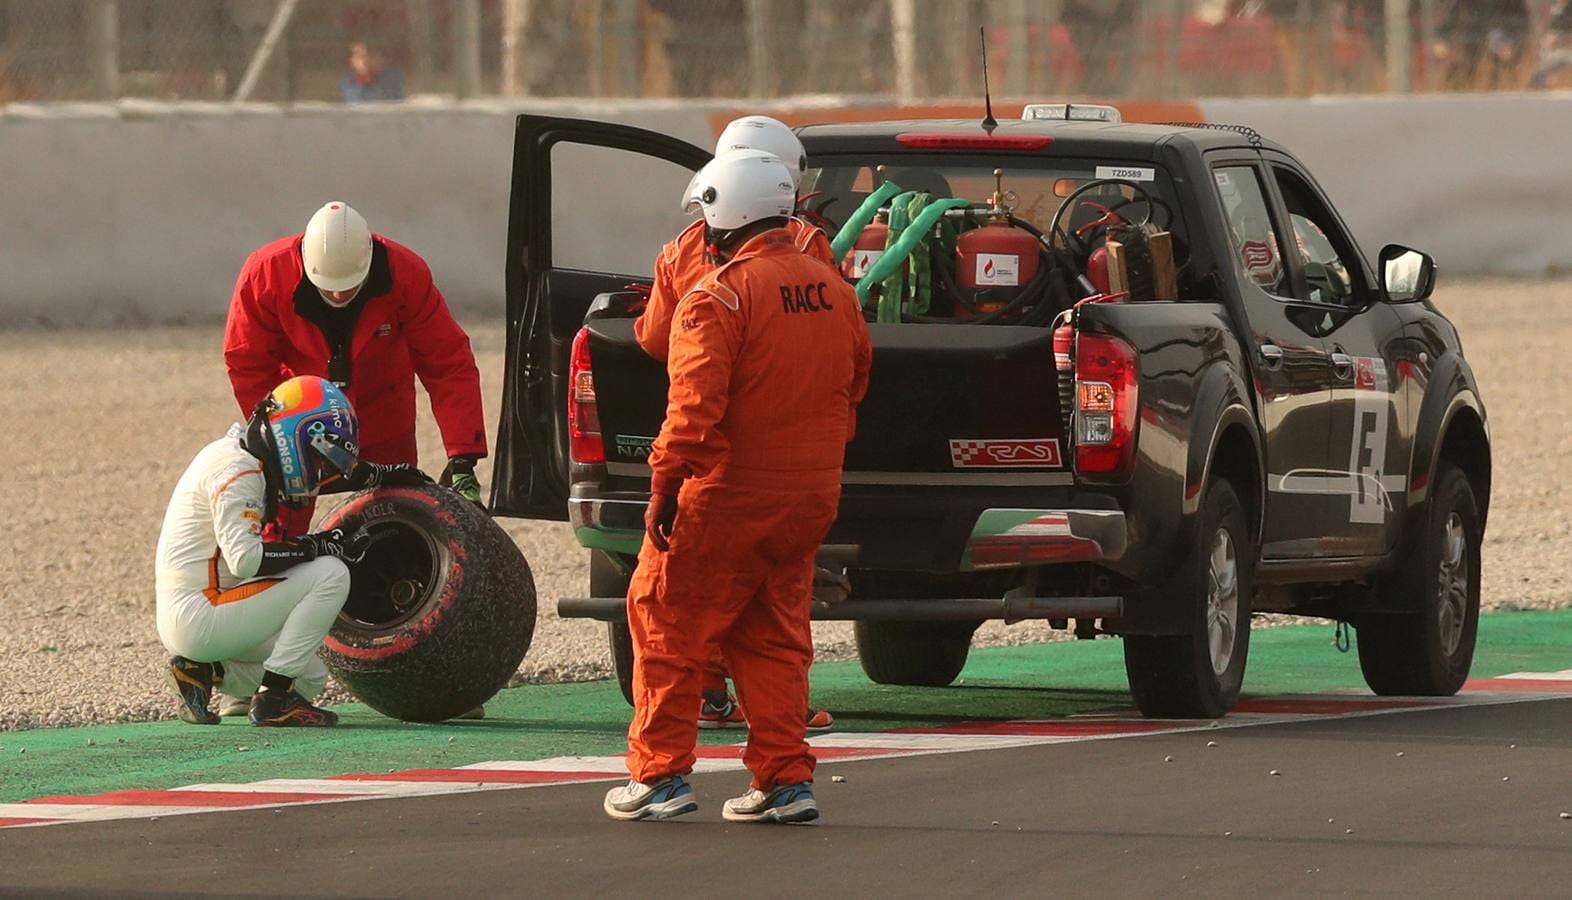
[{"xmin": 1379, "ymin": 244, "xmax": 1436, "ymax": 303}]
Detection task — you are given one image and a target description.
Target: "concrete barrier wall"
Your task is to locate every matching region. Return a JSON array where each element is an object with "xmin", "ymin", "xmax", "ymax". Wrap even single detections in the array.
[{"xmin": 1, "ymin": 93, "xmax": 1567, "ymax": 325}]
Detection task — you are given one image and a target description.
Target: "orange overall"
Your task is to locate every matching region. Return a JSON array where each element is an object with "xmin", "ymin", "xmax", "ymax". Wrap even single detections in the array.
[
  {"xmin": 634, "ymin": 216, "xmax": 835, "ymax": 700},
  {"xmin": 625, "ymin": 228, "xmax": 871, "ymax": 789}
]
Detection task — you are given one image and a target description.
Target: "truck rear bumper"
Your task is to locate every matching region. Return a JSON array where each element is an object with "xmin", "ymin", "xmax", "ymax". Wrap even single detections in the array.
[
  {"xmin": 569, "ymin": 490, "xmax": 1128, "ymax": 573},
  {"xmin": 558, "ymin": 594, "xmax": 1124, "ymax": 622},
  {"xmin": 960, "ymin": 508, "xmax": 1128, "ymax": 570}
]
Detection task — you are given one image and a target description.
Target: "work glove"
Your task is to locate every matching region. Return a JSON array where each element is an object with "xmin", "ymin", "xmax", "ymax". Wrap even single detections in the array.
[
  {"xmin": 296, "ymin": 528, "xmax": 371, "ymax": 564},
  {"xmin": 345, "ymin": 460, "xmax": 432, "ymax": 491},
  {"xmin": 440, "ymin": 456, "xmax": 486, "ymax": 508},
  {"xmin": 622, "ymin": 283, "xmax": 652, "ymax": 316},
  {"xmin": 644, "ymin": 477, "xmax": 683, "ymax": 552}
]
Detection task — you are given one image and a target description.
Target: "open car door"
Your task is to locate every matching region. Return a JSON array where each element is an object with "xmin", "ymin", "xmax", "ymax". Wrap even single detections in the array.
[{"xmin": 492, "ymin": 115, "xmax": 711, "ymax": 520}]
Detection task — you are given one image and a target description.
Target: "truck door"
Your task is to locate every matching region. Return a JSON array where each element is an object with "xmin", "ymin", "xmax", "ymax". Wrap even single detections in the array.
[
  {"xmin": 1266, "ymin": 160, "xmax": 1408, "ymax": 557},
  {"xmin": 1210, "ymin": 162, "xmax": 1340, "ymax": 559},
  {"xmin": 492, "ymin": 115, "xmax": 711, "ymax": 520}
]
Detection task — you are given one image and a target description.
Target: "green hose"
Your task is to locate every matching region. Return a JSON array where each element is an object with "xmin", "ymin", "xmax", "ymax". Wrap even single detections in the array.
[
  {"xmin": 857, "ymin": 197, "xmax": 972, "ymax": 322},
  {"xmin": 830, "ymin": 181, "xmax": 905, "ymax": 265}
]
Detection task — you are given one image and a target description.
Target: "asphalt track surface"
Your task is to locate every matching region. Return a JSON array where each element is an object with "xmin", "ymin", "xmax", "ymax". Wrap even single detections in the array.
[{"xmin": 4, "ymin": 697, "xmax": 1570, "ymax": 898}]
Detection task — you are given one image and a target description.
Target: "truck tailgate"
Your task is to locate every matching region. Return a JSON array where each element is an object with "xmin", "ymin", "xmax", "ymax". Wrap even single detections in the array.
[{"xmin": 584, "ymin": 320, "xmax": 1067, "ymax": 475}]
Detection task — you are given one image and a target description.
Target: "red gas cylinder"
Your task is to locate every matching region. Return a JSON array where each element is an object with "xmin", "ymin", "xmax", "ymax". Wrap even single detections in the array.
[
  {"xmin": 955, "ymin": 221, "xmax": 1041, "ymax": 315},
  {"xmin": 840, "ymin": 219, "xmax": 889, "ymax": 280},
  {"xmin": 1086, "ymin": 245, "xmax": 1111, "ymax": 295}
]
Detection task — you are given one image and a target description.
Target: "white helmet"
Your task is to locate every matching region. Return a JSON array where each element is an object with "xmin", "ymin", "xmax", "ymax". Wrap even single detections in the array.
[
  {"xmin": 682, "ymin": 150, "xmax": 796, "ymax": 232},
  {"xmin": 715, "ymin": 115, "xmax": 806, "ymax": 190},
  {"xmin": 302, "ymin": 202, "xmax": 373, "ymax": 294}
]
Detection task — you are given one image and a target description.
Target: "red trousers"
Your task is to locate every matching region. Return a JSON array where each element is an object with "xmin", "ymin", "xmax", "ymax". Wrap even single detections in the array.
[
  {"xmin": 625, "ymin": 472, "xmax": 839, "ymax": 790},
  {"xmin": 266, "ymin": 434, "xmax": 418, "ymax": 538}
]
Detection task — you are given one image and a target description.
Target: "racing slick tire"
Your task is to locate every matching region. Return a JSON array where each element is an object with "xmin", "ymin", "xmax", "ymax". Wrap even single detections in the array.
[
  {"xmin": 591, "ymin": 550, "xmax": 637, "ymax": 707},
  {"xmin": 319, "ymin": 484, "xmax": 537, "ymax": 723},
  {"xmin": 1123, "ymin": 478, "xmax": 1253, "ymax": 718},
  {"xmin": 1356, "ymin": 462, "xmax": 1481, "ymax": 696},
  {"xmin": 855, "ymin": 621, "xmax": 974, "ymax": 687}
]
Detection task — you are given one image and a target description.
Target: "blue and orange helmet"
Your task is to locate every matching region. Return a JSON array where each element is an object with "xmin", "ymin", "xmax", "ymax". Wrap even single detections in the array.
[{"xmin": 261, "ymin": 376, "xmax": 359, "ymax": 501}]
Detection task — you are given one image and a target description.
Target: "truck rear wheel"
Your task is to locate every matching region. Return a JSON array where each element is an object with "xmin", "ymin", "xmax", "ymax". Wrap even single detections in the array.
[
  {"xmin": 1357, "ymin": 462, "xmax": 1481, "ymax": 696},
  {"xmin": 855, "ymin": 621, "xmax": 975, "ymax": 687},
  {"xmin": 320, "ymin": 485, "xmax": 537, "ymax": 723},
  {"xmin": 591, "ymin": 550, "xmax": 637, "ymax": 707},
  {"xmin": 1124, "ymin": 479, "xmax": 1253, "ymax": 718}
]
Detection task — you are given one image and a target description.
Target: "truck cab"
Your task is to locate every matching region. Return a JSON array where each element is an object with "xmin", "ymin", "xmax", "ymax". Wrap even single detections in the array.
[{"xmin": 492, "ymin": 111, "xmax": 1491, "ymax": 718}]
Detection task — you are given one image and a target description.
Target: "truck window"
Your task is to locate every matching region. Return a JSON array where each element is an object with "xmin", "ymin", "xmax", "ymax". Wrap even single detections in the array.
[
  {"xmin": 1270, "ymin": 166, "xmax": 1368, "ymax": 308},
  {"xmin": 1212, "ymin": 166, "xmax": 1292, "ymax": 300},
  {"xmin": 550, "ymin": 144, "xmax": 697, "ymax": 277}
]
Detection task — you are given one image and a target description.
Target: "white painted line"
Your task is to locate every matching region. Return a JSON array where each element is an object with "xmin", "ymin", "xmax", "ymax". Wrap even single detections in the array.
[
  {"xmin": 1498, "ymin": 669, "xmax": 1572, "ymax": 681},
  {"xmin": 0, "ymin": 803, "xmax": 254, "ymax": 822},
  {"xmin": 179, "ymin": 779, "xmax": 506, "ymax": 797},
  {"xmin": 460, "ymin": 756, "xmax": 745, "ymax": 774},
  {"xmin": 809, "ymin": 732, "xmax": 1057, "ymax": 751}
]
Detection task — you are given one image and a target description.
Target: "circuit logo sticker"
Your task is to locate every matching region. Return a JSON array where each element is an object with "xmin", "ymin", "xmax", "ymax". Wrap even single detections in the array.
[
  {"xmin": 848, "ymin": 249, "xmax": 883, "ymax": 279},
  {"xmin": 949, "ymin": 438, "xmax": 1062, "ymax": 468},
  {"xmin": 975, "ymin": 253, "xmax": 1020, "ymax": 287},
  {"xmin": 613, "ymin": 434, "xmax": 655, "ymax": 459}
]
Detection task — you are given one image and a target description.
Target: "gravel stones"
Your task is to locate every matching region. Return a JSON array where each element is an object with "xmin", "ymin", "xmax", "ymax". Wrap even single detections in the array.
[{"xmin": 1, "ymin": 283, "xmax": 1568, "ymax": 730}]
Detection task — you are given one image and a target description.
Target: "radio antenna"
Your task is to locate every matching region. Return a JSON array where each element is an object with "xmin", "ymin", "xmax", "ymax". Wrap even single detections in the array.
[{"xmin": 979, "ymin": 26, "xmax": 997, "ymax": 133}]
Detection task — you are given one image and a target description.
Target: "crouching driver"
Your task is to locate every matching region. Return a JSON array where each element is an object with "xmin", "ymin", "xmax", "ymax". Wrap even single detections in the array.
[{"xmin": 155, "ymin": 375, "xmax": 427, "ymax": 727}]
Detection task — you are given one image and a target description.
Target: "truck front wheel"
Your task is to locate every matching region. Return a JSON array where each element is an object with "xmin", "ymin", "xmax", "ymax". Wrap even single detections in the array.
[
  {"xmin": 1124, "ymin": 479, "xmax": 1253, "ymax": 718},
  {"xmin": 855, "ymin": 621, "xmax": 975, "ymax": 687},
  {"xmin": 1356, "ymin": 462, "xmax": 1481, "ymax": 696}
]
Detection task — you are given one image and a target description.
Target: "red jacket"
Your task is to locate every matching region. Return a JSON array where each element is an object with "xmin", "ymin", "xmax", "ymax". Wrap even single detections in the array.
[{"xmin": 223, "ymin": 234, "xmax": 487, "ymax": 463}]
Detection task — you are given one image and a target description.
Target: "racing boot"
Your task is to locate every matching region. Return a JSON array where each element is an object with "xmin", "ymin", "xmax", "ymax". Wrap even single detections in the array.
[
  {"xmin": 698, "ymin": 691, "xmax": 747, "ymax": 729},
  {"xmin": 603, "ymin": 776, "xmax": 698, "ymax": 822},
  {"xmin": 165, "ymin": 657, "xmax": 221, "ymax": 725},
  {"xmin": 722, "ymin": 781, "xmax": 819, "ymax": 824},
  {"xmin": 248, "ymin": 688, "xmax": 339, "ymax": 727}
]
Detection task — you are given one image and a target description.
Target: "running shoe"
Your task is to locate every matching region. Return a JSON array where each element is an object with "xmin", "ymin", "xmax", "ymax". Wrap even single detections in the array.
[
  {"xmin": 722, "ymin": 781, "xmax": 819, "ymax": 824},
  {"xmin": 805, "ymin": 707, "xmax": 835, "ymax": 733},
  {"xmin": 165, "ymin": 657, "xmax": 220, "ymax": 725},
  {"xmin": 248, "ymin": 689, "xmax": 339, "ymax": 727},
  {"xmin": 698, "ymin": 694, "xmax": 747, "ymax": 729},
  {"xmin": 603, "ymin": 776, "xmax": 698, "ymax": 822}
]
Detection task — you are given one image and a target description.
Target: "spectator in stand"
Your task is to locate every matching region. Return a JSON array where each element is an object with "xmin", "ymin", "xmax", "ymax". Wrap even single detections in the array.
[
  {"xmin": 1432, "ymin": 0, "xmax": 1531, "ymax": 91},
  {"xmin": 341, "ymin": 40, "xmax": 405, "ymax": 104},
  {"xmin": 1532, "ymin": 1, "xmax": 1572, "ymax": 89}
]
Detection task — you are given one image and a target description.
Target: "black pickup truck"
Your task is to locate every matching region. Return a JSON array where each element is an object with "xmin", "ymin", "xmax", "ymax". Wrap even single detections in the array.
[{"xmin": 491, "ymin": 109, "xmax": 1491, "ymax": 718}]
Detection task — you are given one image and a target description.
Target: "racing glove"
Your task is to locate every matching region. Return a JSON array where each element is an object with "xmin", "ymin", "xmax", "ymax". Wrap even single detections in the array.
[
  {"xmin": 344, "ymin": 461, "xmax": 432, "ymax": 491},
  {"xmin": 297, "ymin": 528, "xmax": 371, "ymax": 563},
  {"xmin": 255, "ymin": 529, "xmax": 369, "ymax": 575},
  {"xmin": 440, "ymin": 456, "xmax": 486, "ymax": 508},
  {"xmin": 644, "ymin": 475, "xmax": 683, "ymax": 553}
]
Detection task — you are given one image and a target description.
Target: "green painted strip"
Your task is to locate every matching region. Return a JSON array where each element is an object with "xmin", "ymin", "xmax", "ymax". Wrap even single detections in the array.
[
  {"xmin": 2, "ymin": 610, "xmax": 1569, "ymax": 804},
  {"xmin": 573, "ymin": 526, "xmax": 642, "ymax": 556}
]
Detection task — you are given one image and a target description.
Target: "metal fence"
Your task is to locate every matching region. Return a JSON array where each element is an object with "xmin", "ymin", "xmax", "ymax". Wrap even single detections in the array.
[{"xmin": 3, "ymin": 0, "xmax": 1570, "ymax": 105}]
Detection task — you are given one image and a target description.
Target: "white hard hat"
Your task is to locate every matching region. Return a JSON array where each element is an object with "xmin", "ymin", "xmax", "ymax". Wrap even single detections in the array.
[
  {"xmin": 715, "ymin": 115, "xmax": 806, "ymax": 190},
  {"xmin": 302, "ymin": 202, "xmax": 373, "ymax": 293},
  {"xmin": 682, "ymin": 150, "xmax": 796, "ymax": 232}
]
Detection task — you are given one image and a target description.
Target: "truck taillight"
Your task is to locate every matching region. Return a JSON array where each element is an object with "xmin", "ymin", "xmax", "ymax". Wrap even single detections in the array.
[
  {"xmin": 1074, "ymin": 332, "xmax": 1138, "ymax": 476},
  {"xmin": 568, "ymin": 327, "xmax": 605, "ymax": 465}
]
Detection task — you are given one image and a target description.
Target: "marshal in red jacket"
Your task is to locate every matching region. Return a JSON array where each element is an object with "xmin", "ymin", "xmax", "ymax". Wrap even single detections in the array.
[{"xmin": 222, "ymin": 234, "xmax": 487, "ymax": 465}]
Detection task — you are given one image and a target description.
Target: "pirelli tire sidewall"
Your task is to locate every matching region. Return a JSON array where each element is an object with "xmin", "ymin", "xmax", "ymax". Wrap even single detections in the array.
[{"xmin": 320, "ymin": 485, "xmax": 537, "ymax": 723}]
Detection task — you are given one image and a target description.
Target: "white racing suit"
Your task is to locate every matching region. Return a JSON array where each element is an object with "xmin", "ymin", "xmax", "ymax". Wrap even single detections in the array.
[{"xmin": 155, "ymin": 424, "xmax": 348, "ymax": 699}]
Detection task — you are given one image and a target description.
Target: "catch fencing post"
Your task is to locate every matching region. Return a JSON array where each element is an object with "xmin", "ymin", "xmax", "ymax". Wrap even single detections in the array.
[
  {"xmin": 233, "ymin": 0, "xmax": 300, "ymax": 104},
  {"xmin": 455, "ymin": 0, "xmax": 482, "ymax": 99},
  {"xmin": 89, "ymin": 0, "xmax": 119, "ymax": 100},
  {"xmin": 892, "ymin": 0, "xmax": 916, "ymax": 104},
  {"xmin": 1386, "ymin": 0, "xmax": 1412, "ymax": 93}
]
